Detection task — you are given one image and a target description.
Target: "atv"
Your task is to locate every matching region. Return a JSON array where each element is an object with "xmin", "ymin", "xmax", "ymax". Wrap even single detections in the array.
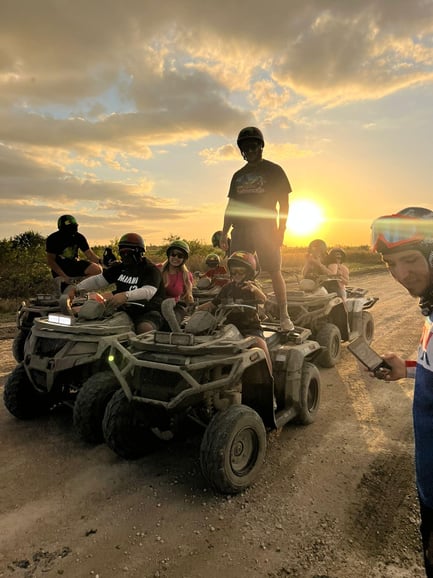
[
  {"xmin": 96, "ymin": 299, "xmax": 323, "ymax": 494},
  {"xmin": 4, "ymin": 294, "xmax": 136, "ymax": 444},
  {"xmin": 264, "ymin": 277, "xmax": 379, "ymax": 368},
  {"xmin": 13, "ymin": 293, "xmax": 62, "ymax": 362}
]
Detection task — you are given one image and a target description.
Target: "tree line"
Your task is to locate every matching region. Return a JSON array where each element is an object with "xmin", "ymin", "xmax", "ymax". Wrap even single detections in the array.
[{"xmin": 0, "ymin": 230, "xmax": 382, "ymax": 301}]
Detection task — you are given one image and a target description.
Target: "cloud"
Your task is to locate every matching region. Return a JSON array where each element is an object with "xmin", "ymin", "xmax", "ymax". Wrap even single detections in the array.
[{"xmin": 1, "ymin": 0, "xmax": 433, "ymax": 243}]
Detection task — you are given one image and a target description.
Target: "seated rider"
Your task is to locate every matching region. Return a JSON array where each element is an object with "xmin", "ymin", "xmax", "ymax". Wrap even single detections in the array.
[
  {"xmin": 68, "ymin": 233, "xmax": 165, "ymax": 333},
  {"xmin": 326, "ymin": 247, "xmax": 350, "ymax": 300},
  {"xmin": 196, "ymin": 253, "xmax": 229, "ymax": 288},
  {"xmin": 157, "ymin": 240, "xmax": 194, "ymax": 323},
  {"xmin": 197, "ymin": 251, "xmax": 272, "ymax": 372},
  {"xmin": 46, "ymin": 215, "xmax": 102, "ymax": 291},
  {"xmin": 302, "ymin": 239, "xmax": 332, "ymax": 283}
]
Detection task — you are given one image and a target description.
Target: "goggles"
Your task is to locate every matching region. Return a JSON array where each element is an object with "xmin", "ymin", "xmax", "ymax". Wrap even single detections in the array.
[
  {"xmin": 230, "ymin": 267, "xmax": 247, "ymax": 276},
  {"xmin": 371, "ymin": 215, "xmax": 430, "ymax": 252}
]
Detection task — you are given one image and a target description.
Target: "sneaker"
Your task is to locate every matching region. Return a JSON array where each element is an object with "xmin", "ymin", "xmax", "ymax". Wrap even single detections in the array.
[{"xmin": 280, "ymin": 316, "xmax": 294, "ymax": 332}]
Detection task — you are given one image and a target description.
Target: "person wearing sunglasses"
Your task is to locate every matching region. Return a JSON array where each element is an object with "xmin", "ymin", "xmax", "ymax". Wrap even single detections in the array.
[
  {"xmin": 68, "ymin": 233, "xmax": 165, "ymax": 333},
  {"xmin": 371, "ymin": 207, "xmax": 433, "ymax": 577},
  {"xmin": 158, "ymin": 240, "xmax": 194, "ymax": 322},
  {"xmin": 218, "ymin": 126, "xmax": 294, "ymax": 333},
  {"xmin": 197, "ymin": 251, "xmax": 272, "ymax": 372}
]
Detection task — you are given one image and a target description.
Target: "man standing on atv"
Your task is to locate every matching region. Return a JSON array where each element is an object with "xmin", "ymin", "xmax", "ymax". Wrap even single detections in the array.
[
  {"xmin": 46, "ymin": 215, "xmax": 102, "ymax": 290},
  {"xmin": 218, "ymin": 127, "xmax": 294, "ymax": 332},
  {"xmin": 68, "ymin": 233, "xmax": 165, "ymax": 333},
  {"xmin": 371, "ymin": 207, "xmax": 433, "ymax": 577}
]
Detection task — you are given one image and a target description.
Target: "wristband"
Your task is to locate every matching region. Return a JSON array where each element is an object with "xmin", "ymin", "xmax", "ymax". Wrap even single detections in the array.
[{"xmin": 405, "ymin": 360, "xmax": 416, "ymax": 379}]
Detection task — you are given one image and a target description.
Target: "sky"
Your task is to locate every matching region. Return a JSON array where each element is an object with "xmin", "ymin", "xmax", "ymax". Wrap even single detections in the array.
[{"xmin": 1, "ymin": 0, "xmax": 433, "ymax": 248}]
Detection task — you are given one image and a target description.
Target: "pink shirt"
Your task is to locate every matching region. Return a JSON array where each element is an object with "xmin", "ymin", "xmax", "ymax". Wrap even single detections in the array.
[{"xmin": 163, "ymin": 270, "xmax": 193, "ymax": 302}]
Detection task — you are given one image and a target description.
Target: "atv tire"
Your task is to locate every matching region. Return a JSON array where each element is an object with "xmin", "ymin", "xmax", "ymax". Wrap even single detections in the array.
[
  {"xmin": 12, "ymin": 329, "xmax": 28, "ymax": 363},
  {"xmin": 296, "ymin": 362, "xmax": 321, "ymax": 425},
  {"xmin": 316, "ymin": 323, "xmax": 341, "ymax": 368},
  {"xmin": 102, "ymin": 389, "xmax": 159, "ymax": 459},
  {"xmin": 73, "ymin": 371, "xmax": 119, "ymax": 444},
  {"xmin": 4, "ymin": 363, "xmax": 53, "ymax": 419},
  {"xmin": 200, "ymin": 404, "xmax": 266, "ymax": 494},
  {"xmin": 362, "ymin": 311, "xmax": 374, "ymax": 344}
]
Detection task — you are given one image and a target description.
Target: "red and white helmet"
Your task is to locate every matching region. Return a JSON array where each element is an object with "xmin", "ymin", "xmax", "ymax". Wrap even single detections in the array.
[{"xmin": 227, "ymin": 251, "xmax": 258, "ymax": 280}]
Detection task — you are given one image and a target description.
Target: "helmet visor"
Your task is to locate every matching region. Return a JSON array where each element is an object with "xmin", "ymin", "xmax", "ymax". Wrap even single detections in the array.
[{"xmin": 371, "ymin": 215, "xmax": 428, "ymax": 252}]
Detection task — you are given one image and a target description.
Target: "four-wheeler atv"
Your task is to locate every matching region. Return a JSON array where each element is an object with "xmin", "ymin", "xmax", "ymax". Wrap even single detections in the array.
[
  {"xmin": 4, "ymin": 296, "xmax": 135, "ymax": 444},
  {"xmin": 97, "ymin": 299, "xmax": 323, "ymax": 494},
  {"xmin": 264, "ymin": 278, "xmax": 379, "ymax": 368},
  {"xmin": 13, "ymin": 294, "xmax": 62, "ymax": 362}
]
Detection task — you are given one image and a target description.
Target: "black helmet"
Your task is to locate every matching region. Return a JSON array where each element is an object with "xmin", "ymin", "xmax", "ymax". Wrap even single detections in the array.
[
  {"xmin": 57, "ymin": 214, "xmax": 78, "ymax": 230},
  {"xmin": 237, "ymin": 126, "xmax": 264, "ymax": 148},
  {"xmin": 227, "ymin": 251, "xmax": 258, "ymax": 280},
  {"xmin": 118, "ymin": 233, "xmax": 146, "ymax": 252}
]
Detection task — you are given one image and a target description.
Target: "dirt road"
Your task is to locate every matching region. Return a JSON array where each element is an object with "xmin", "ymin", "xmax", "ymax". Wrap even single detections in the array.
[{"xmin": 0, "ymin": 271, "xmax": 427, "ymax": 578}]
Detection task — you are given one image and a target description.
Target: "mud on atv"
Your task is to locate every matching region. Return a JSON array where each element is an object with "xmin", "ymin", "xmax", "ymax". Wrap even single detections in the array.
[
  {"xmin": 97, "ymin": 300, "xmax": 323, "ymax": 494},
  {"xmin": 4, "ymin": 295, "xmax": 137, "ymax": 443},
  {"xmin": 264, "ymin": 278, "xmax": 378, "ymax": 368}
]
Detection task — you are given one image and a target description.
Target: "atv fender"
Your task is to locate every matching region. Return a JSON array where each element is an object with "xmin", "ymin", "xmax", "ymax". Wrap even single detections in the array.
[
  {"xmin": 241, "ymin": 356, "xmax": 276, "ymax": 429},
  {"xmin": 271, "ymin": 347, "xmax": 305, "ymax": 412},
  {"xmin": 327, "ymin": 301, "xmax": 350, "ymax": 341}
]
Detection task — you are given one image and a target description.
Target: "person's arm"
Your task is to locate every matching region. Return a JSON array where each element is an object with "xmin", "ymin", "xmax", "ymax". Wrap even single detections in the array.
[
  {"xmin": 244, "ymin": 281, "xmax": 267, "ymax": 304},
  {"xmin": 220, "ymin": 198, "xmax": 236, "ymax": 251},
  {"xmin": 338, "ymin": 264, "xmax": 350, "ymax": 285},
  {"xmin": 84, "ymin": 247, "xmax": 102, "ymax": 265},
  {"xmin": 371, "ymin": 353, "xmax": 411, "ymax": 381},
  {"xmin": 276, "ymin": 195, "xmax": 288, "ymax": 246},
  {"xmin": 46, "ymin": 252, "xmax": 68, "ymax": 279}
]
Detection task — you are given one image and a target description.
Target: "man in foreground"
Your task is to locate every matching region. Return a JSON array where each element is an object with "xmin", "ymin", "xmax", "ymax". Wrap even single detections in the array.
[{"xmin": 371, "ymin": 206, "xmax": 433, "ymax": 577}]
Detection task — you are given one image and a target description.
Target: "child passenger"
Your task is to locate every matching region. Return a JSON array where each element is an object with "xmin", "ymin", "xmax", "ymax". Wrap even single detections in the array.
[
  {"xmin": 197, "ymin": 251, "xmax": 272, "ymax": 372},
  {"xmin": 158, "ymin": 240, "xmax": 194, "ymax": 322},
  {"xmin": 196, "ymin": 253, "xmax": 229, "ymax": 289}
]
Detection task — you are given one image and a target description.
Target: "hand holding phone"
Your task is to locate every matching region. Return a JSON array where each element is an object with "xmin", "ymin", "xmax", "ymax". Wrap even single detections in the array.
[{"xmin": 347, "ymin": 336, "xmax": 392, "ymax": 379}]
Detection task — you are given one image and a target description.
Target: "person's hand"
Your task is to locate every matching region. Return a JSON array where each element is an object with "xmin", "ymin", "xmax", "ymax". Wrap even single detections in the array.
[
  {"xmin": 220, "ymin": 232, "xmax": 229, "ymax": 252},
  {"xmin": 66, "ymin": 285, "xmax": 77, "ymax": 300},
  {"xmin": 368, "ymin": 352, "xmax": 407, "ymax": 381},
  {"xmin": 105, "ymin": 292, "xmax": 127, "ymax": 309}
]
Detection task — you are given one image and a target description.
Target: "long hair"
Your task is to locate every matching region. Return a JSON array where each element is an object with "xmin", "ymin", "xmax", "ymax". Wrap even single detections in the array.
[{"xmin": 160, "ymin": 259, "xmax": 193, "ymax": 301}]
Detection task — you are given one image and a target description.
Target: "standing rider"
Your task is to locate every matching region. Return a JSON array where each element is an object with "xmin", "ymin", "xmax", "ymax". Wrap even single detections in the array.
[
  {"xmin": 218, "ymin": 127, "xmax": 294, "ymax": 332},
  {"xmin": 371, "ymin": 207, "xmax": 433, "ymax": 577}
]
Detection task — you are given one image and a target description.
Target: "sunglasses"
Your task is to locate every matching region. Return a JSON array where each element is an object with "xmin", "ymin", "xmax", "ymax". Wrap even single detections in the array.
[
  {"xmin": 230, "ymin": 267, "xmax": 247, "ymax": 275},
  {"xmin": 169, "ymin": 251, "xmax": 185, "ymax": 259},
  {"xmin": 240, "ymin": 142, "xmax": 261, "ymax": 153}
]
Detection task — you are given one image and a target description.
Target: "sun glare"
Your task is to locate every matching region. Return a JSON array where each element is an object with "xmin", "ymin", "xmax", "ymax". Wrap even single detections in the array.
[{"xmin": 287, "ymin": 199, "xmax": 324, "ymax": 238}]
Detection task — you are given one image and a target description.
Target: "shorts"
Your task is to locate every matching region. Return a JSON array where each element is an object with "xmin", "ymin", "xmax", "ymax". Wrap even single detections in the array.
[
  {"xmin": 132, "ymin": 309, "xmax": 164, "ymax": 331},
  {"xmin": 53, "ymin": 257, "xmax": 91, "ymax": 278},
  {"xmin": 230, "ymin": 223, "xmax": 281, "ymax": 273}
]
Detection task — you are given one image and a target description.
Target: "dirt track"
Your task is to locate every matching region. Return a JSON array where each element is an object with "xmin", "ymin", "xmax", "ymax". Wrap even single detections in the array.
[{"xmin": 0, "ymin": 271, "xmax": 427, "ymax": 578}]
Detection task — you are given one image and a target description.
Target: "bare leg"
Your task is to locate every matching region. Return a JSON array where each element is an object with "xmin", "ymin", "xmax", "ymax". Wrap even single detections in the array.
[
  {"xmin": 270, "ymin": 270, "xmax": 294, "ymax": 331},
  {"xmin": 135, "ymin": 320, "xmax": 156, "ymax": 334},
  {"xmin": 84, "ymin": 263, "xmax": 103, "ymax": 276}
]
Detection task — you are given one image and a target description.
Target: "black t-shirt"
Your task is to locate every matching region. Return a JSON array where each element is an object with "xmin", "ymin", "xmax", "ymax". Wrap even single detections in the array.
[
  {"xmin": 46, "ymin": 230, "xmax": 90, "ymax": 260},
  {"xmin": 103, "ymin": 258, "xmax": 165, "ymax": 312},
  {"xmin": 211, "ymin": 282, "xmax": 261, "ymax": 334},
  {"xmin": 227, "ymin": 159, "xmax": 291, "ymax": 228}
]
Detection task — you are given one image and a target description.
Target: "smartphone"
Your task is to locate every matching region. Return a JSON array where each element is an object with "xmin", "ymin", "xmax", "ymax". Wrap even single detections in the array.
[{"xmin": 347, "ymin": 336, "xmax": 391, "ymax": 377}]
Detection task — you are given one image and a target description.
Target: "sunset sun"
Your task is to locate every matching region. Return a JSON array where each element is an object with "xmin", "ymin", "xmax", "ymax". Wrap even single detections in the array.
[{"xmin": 287, "ymin": 199, "xmax": 324, "ymax": 238}]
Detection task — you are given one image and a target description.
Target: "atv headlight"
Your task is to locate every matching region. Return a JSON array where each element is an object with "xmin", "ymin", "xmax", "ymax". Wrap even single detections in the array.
[{"xmin": 48, "ymin": 314, "xmax": 74, "ymax": 326}]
